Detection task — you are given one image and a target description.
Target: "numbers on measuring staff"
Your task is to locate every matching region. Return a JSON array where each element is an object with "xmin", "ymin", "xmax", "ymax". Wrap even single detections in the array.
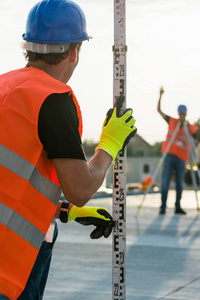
[
  {"xmin": 114, "ymin": 283, "xmax": 119, "ymax": 296},
  {"xmin": 119, "ymin": 251, "xmax": 125, "ymax": 265},
  {"xmin": 118, "ymin": 188, "xmax": 124, "ymax": 201}
]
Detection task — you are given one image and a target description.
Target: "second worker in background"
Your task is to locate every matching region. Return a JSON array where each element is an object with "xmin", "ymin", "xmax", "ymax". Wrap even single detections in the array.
[{"xmin": 157, "ymin": 86, "xmax": 198, "ymax": 215}]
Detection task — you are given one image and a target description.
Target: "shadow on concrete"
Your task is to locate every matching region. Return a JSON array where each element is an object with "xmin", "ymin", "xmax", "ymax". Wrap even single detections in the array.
[{"xmin": 126, "ymin": 207, "xmax": 200, "ymax": 299}]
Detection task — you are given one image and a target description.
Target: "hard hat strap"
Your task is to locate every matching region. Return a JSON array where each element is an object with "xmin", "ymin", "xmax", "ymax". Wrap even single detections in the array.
[{"xmin": 21, "ymin": 42, "xmax": 70, "ymax": 54}]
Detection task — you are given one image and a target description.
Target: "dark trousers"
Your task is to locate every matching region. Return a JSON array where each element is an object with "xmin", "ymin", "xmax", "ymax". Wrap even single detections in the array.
[
  {"xmin": 161, "ymin": 154, "xmax": 186, "ymax": 209},
  {"xmin": 0, "ymin": 222, "xmax": 58, "ymax": 300}
]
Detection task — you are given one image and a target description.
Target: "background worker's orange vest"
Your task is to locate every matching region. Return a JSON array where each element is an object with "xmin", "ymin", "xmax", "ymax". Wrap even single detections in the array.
[
  {"xmin": 161, "ymin": 117, "xmax": 197, "ymax": 162},
  {"xmin": 0, "ymin": 67, "xmax": 83, "ymax": 300}
]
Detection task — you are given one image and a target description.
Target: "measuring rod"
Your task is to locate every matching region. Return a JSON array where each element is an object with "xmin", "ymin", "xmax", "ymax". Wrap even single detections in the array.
[{"xmin": 112, "ymin": 0, "xmax": 127, "ymax": 299}]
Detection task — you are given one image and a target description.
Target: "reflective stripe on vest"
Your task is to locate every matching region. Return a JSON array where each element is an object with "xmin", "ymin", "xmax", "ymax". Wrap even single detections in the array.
[
  {"xmin": 165, "ymin": 137, "xmax": 188, "ymax": 152},
  {"xmin": 0, "ymin": 144, "xmax": 61, "ymax": 205},
  {"xmin": 0, "ymin": 143, "xmax": 61, "ymax": 250},
  {"xmin": 168, "ymin": 129, "xmax": 188, "ymax": 145},
  {"xmin": 0, "ymin": 202, "xmax": 44, "ymax": 250}
]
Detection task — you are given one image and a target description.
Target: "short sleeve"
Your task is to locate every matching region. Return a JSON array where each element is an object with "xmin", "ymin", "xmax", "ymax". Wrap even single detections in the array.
[
  {"xmin": 38, "ymin": 92, "xmax": 86, "ymax": 160},
  {"xmin": 164, "ymin": 115, "xmax": 170, "ymax": 124}
]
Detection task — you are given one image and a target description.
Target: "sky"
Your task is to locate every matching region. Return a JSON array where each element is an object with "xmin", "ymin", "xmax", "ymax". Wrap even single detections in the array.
[{"xmin": 1, "ymin": 0, "xmax": 200, "ymax": 144}]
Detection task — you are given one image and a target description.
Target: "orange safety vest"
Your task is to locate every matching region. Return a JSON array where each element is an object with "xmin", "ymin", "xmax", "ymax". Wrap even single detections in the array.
[
  {"xmin": 161, "ymin": 117, "xmax": 197, "ymax": 162},
  {"xmin": 0, "ymin": 67, "xmax": 83, "ymax": 299}
]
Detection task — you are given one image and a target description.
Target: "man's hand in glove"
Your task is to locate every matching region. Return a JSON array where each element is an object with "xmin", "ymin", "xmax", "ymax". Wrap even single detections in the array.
[
  {"xmin": 68, "ymin": 205, "xmax": 115, "ymax": 239},
  {"xmin": 96, "ymin": 95, "xmax": 137, "ymax": 160}
]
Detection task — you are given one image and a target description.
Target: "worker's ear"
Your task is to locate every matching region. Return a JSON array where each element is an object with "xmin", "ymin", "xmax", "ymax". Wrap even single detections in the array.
[{"xmin": 69, "ymin": 44, "xmax": 78, "ymax": 64}]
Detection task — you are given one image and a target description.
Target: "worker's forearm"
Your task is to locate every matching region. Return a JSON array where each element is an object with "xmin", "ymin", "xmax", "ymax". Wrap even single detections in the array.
[
  {"xmin": 72, "ymin": 150, "xmax": 112, "ymax": 205},
  {"xmin": 69, "ymin": 150, "xmax": 112, "ymax": 205},
  {"xmin": 87, "ymin": 148, "xmax": 112, "ymax": 190},
  {"xmin": 157, "ymin": 95, "xmax": 162, "ymax": 113},
  {"xmin": 53, "ymin": 150, "xmax": 112, "ymax": 207}
]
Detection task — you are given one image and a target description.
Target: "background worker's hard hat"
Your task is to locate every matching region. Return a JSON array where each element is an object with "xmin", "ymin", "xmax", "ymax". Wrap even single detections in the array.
[
  {"xmin": 22, "ymin": 0, "xmax": 90, "ymax": 45},
  {"xmin": 178, "ymin": 105, "xmax": 187, "ymax": 113}
]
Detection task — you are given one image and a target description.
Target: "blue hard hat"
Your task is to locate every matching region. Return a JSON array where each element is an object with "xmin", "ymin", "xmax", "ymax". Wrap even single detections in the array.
[
  {"xmin": 177, "ymin": 105, "xmax": 187, "ymax": 113},
  {"xmin": 22, "ymin": 0, "xmax": 90, "ymax": 44}
]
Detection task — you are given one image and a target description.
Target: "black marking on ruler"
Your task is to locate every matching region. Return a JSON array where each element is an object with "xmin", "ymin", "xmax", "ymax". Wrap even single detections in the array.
[
  {"xmin": 114, "ymin": 235, "xmax": 119, "ymax": 251},
  {"xmin": 119, "ymin": 252, "xmax": 125, "ymax": 265},
  {"xmin": 120, "ymin": 79, "xmax": 125, "ymax": 94},
  {"xmin": 114, "ymin": 158, "xmax": 123, "ymax": 170},
  {"xmin": 120, "ymin": 65, "xmax": 125, "ymax": 76},
  {"xmin": 120, "ymin": 267, "xmax": 125, "ymax": 283},
  {"xmin": 116, "ymin": 253, "xmax": 119, "ymax": 264},
  {"xmin": 114, "ymin": 172, "xmax": 119, "ymax": 188},
  {"xmin": 114, "ymin": 220, "xmax": 119, "ymax": 232},
  {"xmin": 117, "ymin": 189, "xmax": 125, "ymax": 202},
  {"xmin": 119, "ymin": 203, "xmax": 124, "ymax": 219},
  {"xmin": 113, "ymin": 47, "xmax": 120, "ymax": 64}
]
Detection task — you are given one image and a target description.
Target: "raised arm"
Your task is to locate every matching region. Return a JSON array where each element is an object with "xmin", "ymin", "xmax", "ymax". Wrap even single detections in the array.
[{"xmin": 157, "ymin": 86, "xmax": 167, "ymax": 119}]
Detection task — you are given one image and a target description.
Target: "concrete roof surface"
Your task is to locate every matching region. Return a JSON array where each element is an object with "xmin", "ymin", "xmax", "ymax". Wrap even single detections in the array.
[{"xmin": 44, "ymin": 190, "xmax": 200, "ymax": 300}]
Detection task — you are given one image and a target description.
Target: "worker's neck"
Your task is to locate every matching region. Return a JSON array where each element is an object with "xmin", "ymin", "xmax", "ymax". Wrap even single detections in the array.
[{"xmin": 26, "ymin": 60, "xmax": 71, "ymax": 84}]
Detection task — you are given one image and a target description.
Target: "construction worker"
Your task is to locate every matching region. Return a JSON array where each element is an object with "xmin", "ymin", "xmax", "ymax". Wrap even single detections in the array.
[
  {"xmin": 0, "ymin": 1, "xmax": 137, "ymax": 299},
  {"xmin": 157, "ymin": 86, "xmax": 198, "ymax": 215}
]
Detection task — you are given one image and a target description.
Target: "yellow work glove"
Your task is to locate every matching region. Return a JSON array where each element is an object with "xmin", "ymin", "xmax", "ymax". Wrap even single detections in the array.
[
  {"xmin": 96, "ymin": 96, "xmax": 137, "ymax": 160},
  {"xmin": 68, "ymin": 206, "xmax": 115, "ymax": 239}
]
